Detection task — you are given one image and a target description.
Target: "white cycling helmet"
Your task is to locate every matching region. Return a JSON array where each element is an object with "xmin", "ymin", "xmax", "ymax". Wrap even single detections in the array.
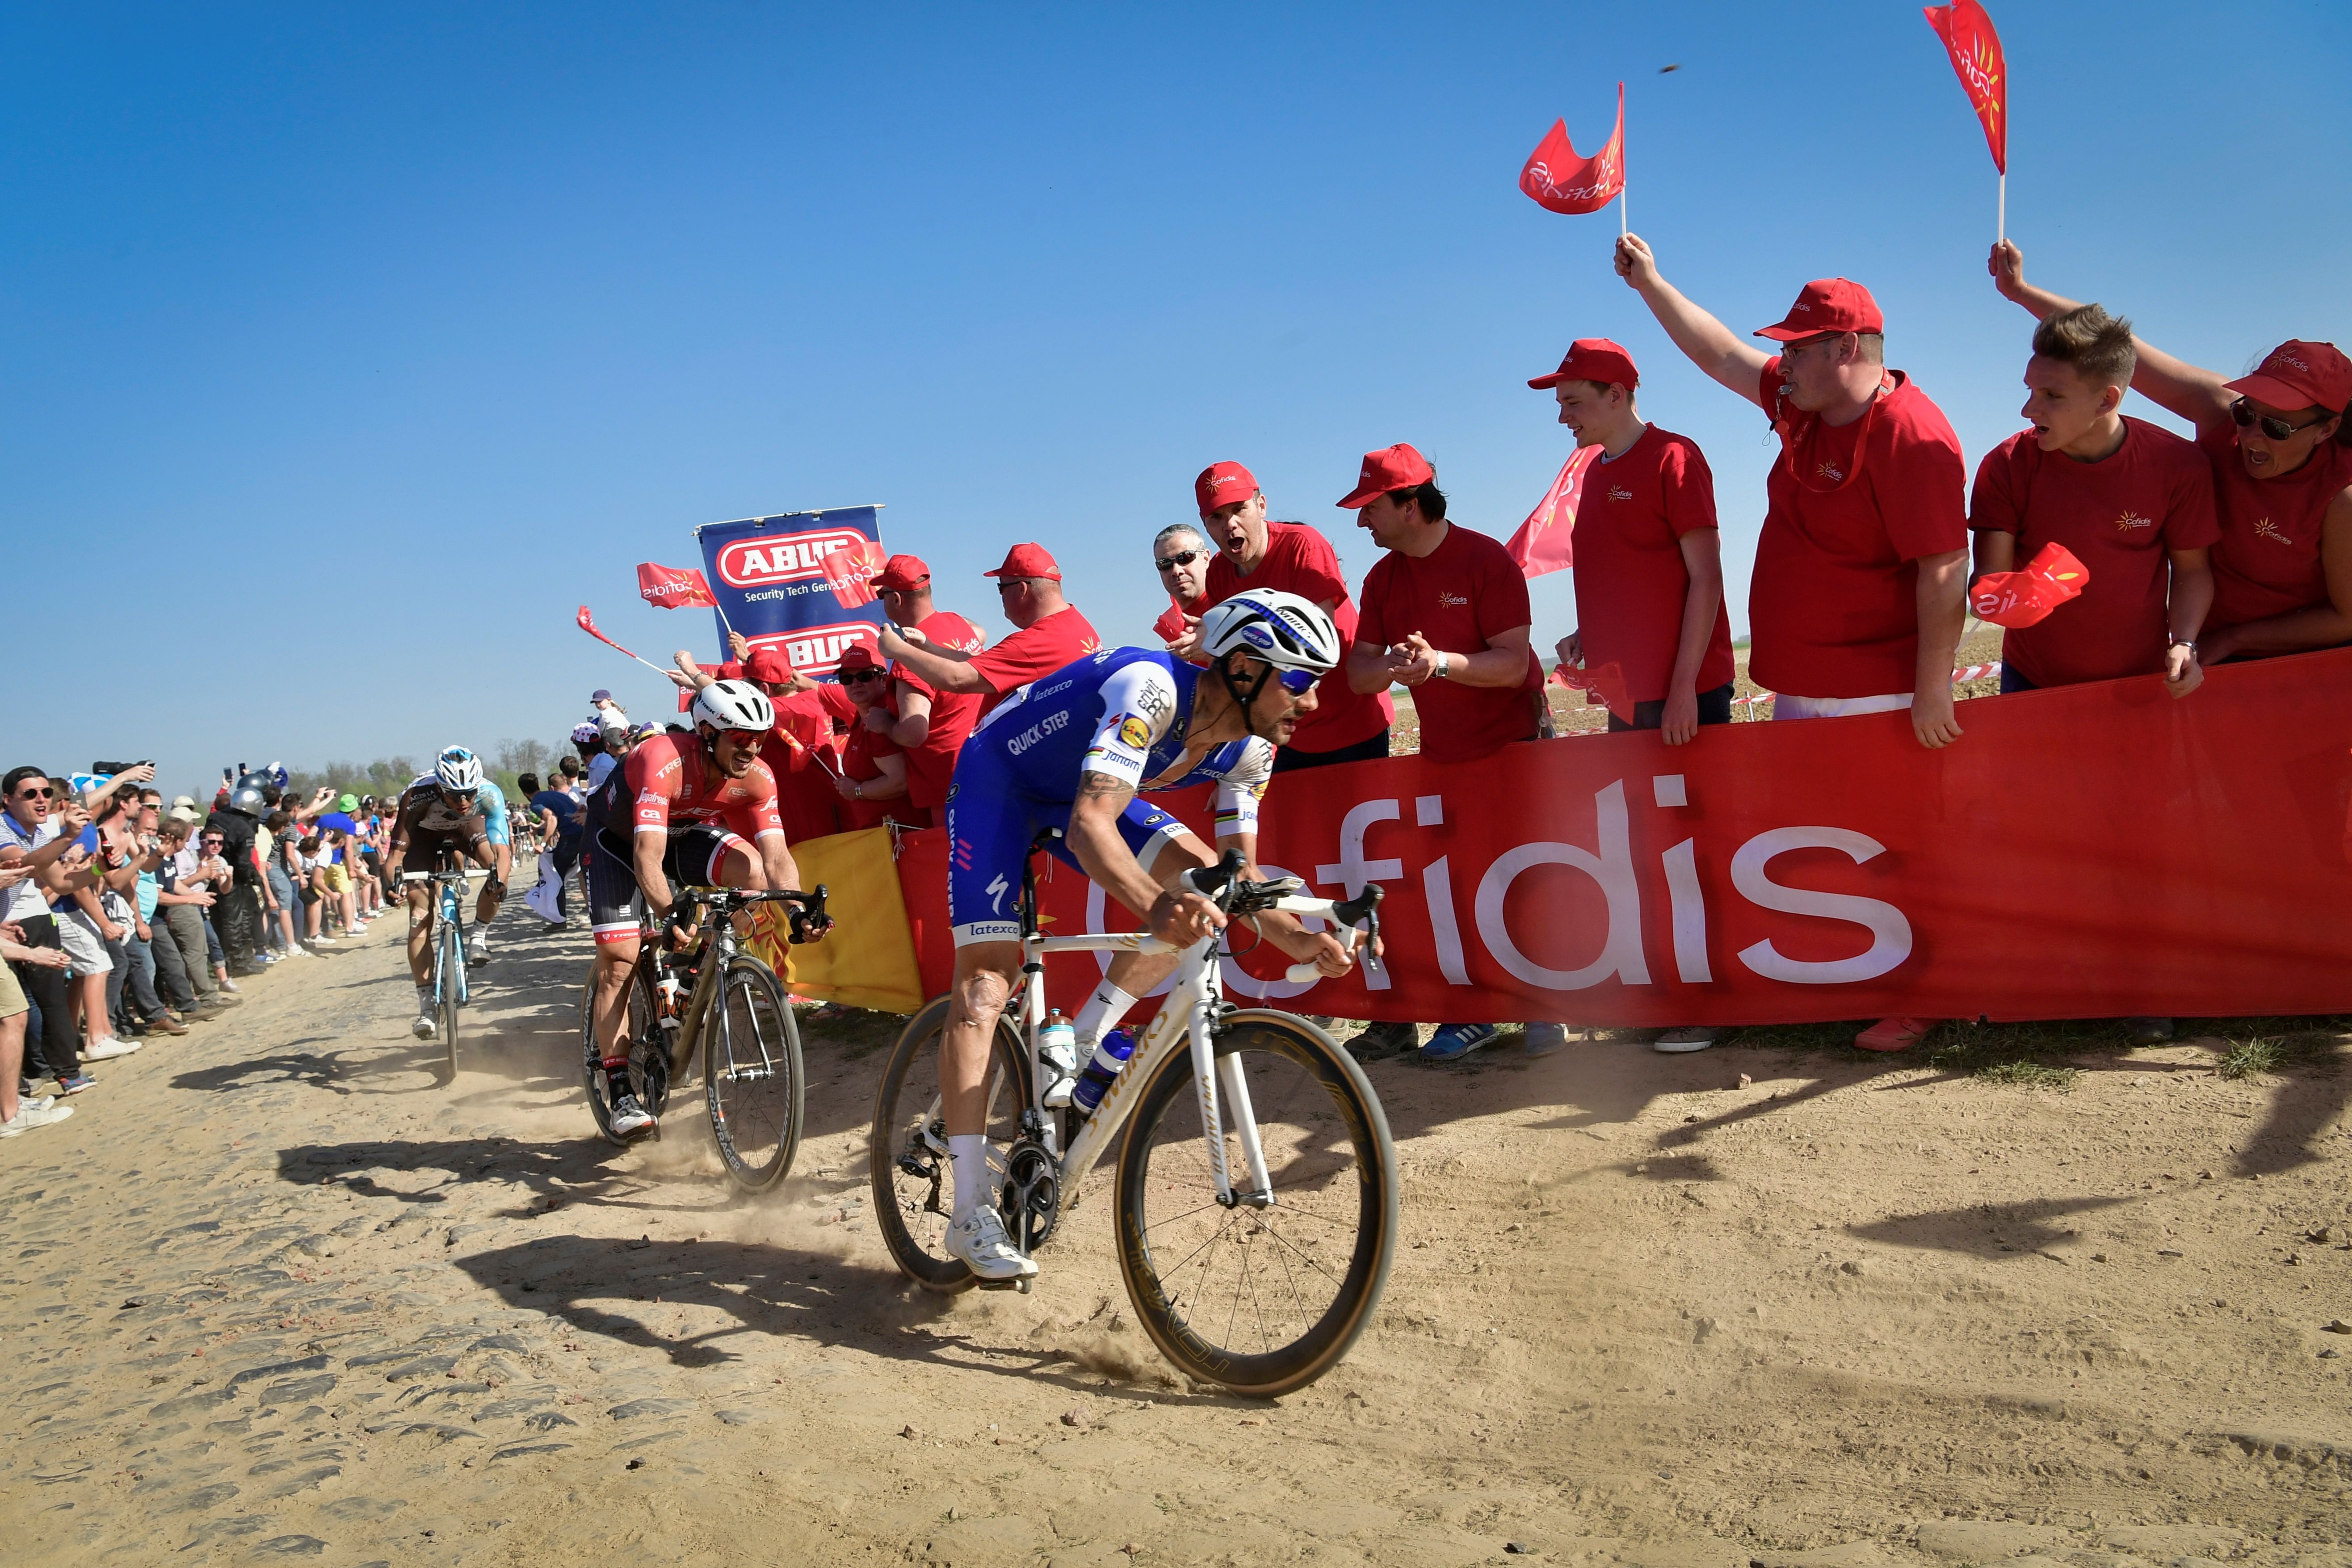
[
  {"xmin": 435, "ymin": 746, "xmax": 484, "ymax": 793},
  {"xmin": 689, "ymin": 678, "xmax": 776, "ymax": 733},
  {"xmin": 1197, "ymin": 589, "xmax": 1342, "ymax": 675}
]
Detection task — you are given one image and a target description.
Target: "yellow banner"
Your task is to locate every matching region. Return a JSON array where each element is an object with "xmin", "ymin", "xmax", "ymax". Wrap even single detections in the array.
[{"xmin": 745, "ymin": 825, "xmax": 926, "ymax": 1015}]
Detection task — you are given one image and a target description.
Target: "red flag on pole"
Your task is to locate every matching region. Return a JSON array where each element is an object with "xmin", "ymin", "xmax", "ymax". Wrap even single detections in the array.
[
  {"xmin": 1970, "ymin": 542, "xmax": 2087, "ymax": 629},
  {"xmin": 1924, "ymin": 1, "xmax": 2008, "ymax": 173},
  {"xmin": 575, "ymin": 605, "xmax": 670, "ymax": 675},
  {"xmin": 1518, "ymin": 84, "xmax": 1625, "ymax": 216},
  {"xmin": 635, "ymin": 562, "xmax": 718, "ymax": 610},
  {"xmin": 1504, "ymin": 445, "xmax": 1601, "ymax": 578}
]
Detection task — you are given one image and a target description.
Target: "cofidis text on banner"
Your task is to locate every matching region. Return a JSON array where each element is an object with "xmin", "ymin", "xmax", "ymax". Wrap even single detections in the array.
[{"xmin": 694, "ymin": 506, "xmax": 890, "ymax": 676}]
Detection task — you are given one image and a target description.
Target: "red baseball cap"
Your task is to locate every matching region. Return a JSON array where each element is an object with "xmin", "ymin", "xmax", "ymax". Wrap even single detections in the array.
[
  {"xmin": 983, "ymin": 542, "xmax": 1063, "ymax": 581},
  {"xmin": 1195, "ymin": 461, "xmax": 1260, "ymax": 517},
  {"xmin": 2226, "ymin": 340, "xmax": 2352, "ymax": 414},
  {"xmin": 834, "ymin": 643, "xmax": 884, "ymax": 674},
  {"xmin": 1529, "ymin": 337, "xmax": 1640, "ymax": 390},
  {"xmin": 1337, "ymin": 443, "xmax": 1436, "ymax": 509},
  {"xmin": 744, "ymin": 647, "xmax": 798, "ymax": 685},
  {"xmin": 1754, "ymin": 278, "xmax": 1884, "ymax": 341},
  {"xmin": 869, "ymin": 552, "xmax": 931, "ymax": 592}
]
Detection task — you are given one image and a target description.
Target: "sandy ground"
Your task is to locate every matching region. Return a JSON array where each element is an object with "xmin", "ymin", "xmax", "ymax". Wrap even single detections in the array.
[{"xmin": 4, "ymin": 862, "xmax": 2351, "ymax": 1568}]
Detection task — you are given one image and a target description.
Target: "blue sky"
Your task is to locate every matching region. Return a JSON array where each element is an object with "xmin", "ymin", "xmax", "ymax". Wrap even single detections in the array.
[{"xmin": 8, "ymin": 2, "xmax": 2348, "ymax": 797}]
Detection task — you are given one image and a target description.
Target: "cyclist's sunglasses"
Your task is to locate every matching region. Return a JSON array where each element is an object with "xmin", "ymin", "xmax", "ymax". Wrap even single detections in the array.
[
  {"xmin": 1271, "ymin": 667, "xmax": 1319, "ymax": 695},
  {"xmin": 1155, "ymin": 549, "xmax": 1206, "ymax": 572},
  {"xmin": 720, "ymin": 728, "xmax": 765, "ymax": 748},
  {"xmin": 2232, "ymin": 397, "xmax": 2334, "ymax": 441}
]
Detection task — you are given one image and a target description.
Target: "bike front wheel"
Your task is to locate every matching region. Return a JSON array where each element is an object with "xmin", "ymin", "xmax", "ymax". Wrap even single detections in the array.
[
  {"xmin": 1114, "ymin": 1009, "xmax": 1399, "ymax": 1398},
  {"xmin": 437, "ymin": 925, "xmax": 462, "ymax": 1076},
  {"xmin": 705, "ymin": 955, "xmax": 803, "ymax": 1191},
  {"xmin": 869, "ymin": 995, "xmax": 1032, "ymax": 1292}
]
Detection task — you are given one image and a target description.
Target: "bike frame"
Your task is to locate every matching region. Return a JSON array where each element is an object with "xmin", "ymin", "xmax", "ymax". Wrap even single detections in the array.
[
  {"xmin": 401, "ymin": 864, "xmax": 487, "ymax": 1012},
  {"xmin": 1008, "ymin": 862, "xmax": 1372, "ymax": 1213}
]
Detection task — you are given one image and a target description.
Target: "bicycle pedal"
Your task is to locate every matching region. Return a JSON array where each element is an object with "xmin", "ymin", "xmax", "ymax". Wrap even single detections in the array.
[{"xmin": 974, "ymin": 1276, "xmax": 1031, "ymax": 1295}]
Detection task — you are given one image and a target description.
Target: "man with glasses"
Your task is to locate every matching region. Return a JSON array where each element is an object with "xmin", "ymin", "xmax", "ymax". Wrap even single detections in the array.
[
  {"xmin": 580, "ymin": 679, "xmax": 815, "ymax": 1139},
  {"xmin": 1149, "ymin": 523, "xmax": 1212, "ymax": 645},
  {"xmin": 1615, "ymin": 237, "xmax": 1970, "ymax": 1056},
  {"xmin": 865, "ymin": 553, "xmax": 987, "ymax": 826},
  {"xmin": 0, "ymin": 766, "xmax": 97, "ymax": 1094},
  {"xmin": 382, "ymin": 747, "xmax": 504, "ymax": 1042},
  {"xmin": 879, "ymin": 542, "xmax": 1100, "ymax": 721},
  {"xmin": 1990, "ymin": 242, "xmax": 2352, "ymax": 667},
  {"xmin": 1192, "ymin": 460, "xmax": 1395, "ymax": 772}
]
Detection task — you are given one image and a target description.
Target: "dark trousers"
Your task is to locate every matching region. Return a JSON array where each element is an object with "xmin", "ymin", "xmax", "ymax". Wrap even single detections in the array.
[
  {"xmin": 162, "ymin": 904, "xmax": 219, "ymax": 1001},
  {"xmin": 122, "ymin": 933, "xmax": 167, "ymax": 1023},
  {"xmin": 147, "ymin": 914, "xmax": 198, "ymax": 1010},
  {"xmin": 1273, "ymin": 727, "xmax": 1393, "ymax": 774},
  {"xmin": 9, "ymin": 915, "xmax": 80, "ymax": 1080},
  {"xmin": 1999, "ymin": 664, "xmax": 2038, "ymax": 694},
  {"xmin": 216, "ymin": 883, "xmax": 261, "ymax": 964},
  {"xmin": 1604, "ymin": 681, "xmax": 1737, "ymax": 733}
]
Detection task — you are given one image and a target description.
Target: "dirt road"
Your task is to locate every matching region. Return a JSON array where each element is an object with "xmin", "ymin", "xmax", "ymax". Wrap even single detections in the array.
[{"xmin": 4, "ymin": 875, "xmax": 2349, "ymax": 1567}]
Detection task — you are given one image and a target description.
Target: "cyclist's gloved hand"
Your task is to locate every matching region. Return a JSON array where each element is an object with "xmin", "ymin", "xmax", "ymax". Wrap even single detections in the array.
[{"xmin": 788, "ymin": 908, "xmax": 834, "ymax": 945}]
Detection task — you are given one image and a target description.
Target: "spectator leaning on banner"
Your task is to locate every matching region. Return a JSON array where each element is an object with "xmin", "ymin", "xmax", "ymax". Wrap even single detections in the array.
[
  {"xmin": 825, "ymin": 643, "xmax": 924, "ymax": 829},
  {"xmin": 1193, "ymin": 461, "xmax": 1395, "ymax": 770},
  {"xmin": 1989, "ymin": 242, "xmax": 2352, "ymax": 668},
  {"xmin": 879, "ymin": 542, "xmax": 1101, "ymax": 719},
  {"xmin": 1533, "ymin": 339, "xmax": 1737, "ymax": 1055},
  {"xmin": 1150, "ymin": 524, "xmax": 1212, "ymax": 646},
  {"xmin": 1338, "ymin": 443, "xmax": 1565, "ymax": 1064},
  {"xmin": 866, "ymin": 553, "xmax": 988, "ymax": 821},
  {"xmin": 1616, "ymin": 238, "xmax": 1969, "ymax": 1056}
]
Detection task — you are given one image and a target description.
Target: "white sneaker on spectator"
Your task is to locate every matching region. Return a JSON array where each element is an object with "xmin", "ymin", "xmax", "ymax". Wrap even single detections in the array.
[
  {"xmin": 84, "ymin": 1037, "xmax": 142, "ymax": 1061},
  {"xmin": 0, "ymin": 1101, "xmax": 74, "ymax": 1137},
  {"xmin": 309, "ymin": 936, "xmax": 338, "ymax": 949},
  {"xmin": 219, "ymin": 976, "xmax": 242, "ymax": 994}
]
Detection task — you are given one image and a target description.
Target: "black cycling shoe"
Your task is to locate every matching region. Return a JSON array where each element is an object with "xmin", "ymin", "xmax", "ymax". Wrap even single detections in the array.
[{"xmin": 608, "ymin": 1091, "xmax": 657, "ymax": 1139}]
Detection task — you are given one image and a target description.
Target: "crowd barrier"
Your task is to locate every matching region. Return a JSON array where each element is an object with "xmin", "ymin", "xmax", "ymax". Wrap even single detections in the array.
[{"xmin": 758, "ymin": 646, "xmax": 2352, "ymax": 1028}]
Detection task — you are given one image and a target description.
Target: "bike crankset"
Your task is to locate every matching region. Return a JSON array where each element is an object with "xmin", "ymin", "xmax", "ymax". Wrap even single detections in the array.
[{"xmin": 1000, "ymin": 1136, "xmax": 1061, "ymax": 1254}]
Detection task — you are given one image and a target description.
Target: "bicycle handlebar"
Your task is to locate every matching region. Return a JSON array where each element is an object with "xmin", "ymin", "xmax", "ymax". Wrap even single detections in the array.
[
  {"xmin": 399, "ymin": 868, "xmax": 490, "ymax": 883},
  {"xmin": 670, "ymin": 883, "xmax": 832, "ymax": 943},
  {"xmin": 1179, "ymin": 849, "xmax": 1385, "ymax": 985}
]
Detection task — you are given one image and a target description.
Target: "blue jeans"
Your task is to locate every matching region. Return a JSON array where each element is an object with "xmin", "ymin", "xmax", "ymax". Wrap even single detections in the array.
[
  {"xmin": 1999, "ymin": 663, "xmax": 2038, "ymax": 694},
  {"xmin": 203, "ymin": 916, "xmax": 225, "ymax": 971}
]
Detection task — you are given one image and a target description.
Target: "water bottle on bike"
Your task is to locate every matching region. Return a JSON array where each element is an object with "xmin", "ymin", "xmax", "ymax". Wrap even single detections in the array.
[{"xmin": 1070, "ymin": 1026, "xmax": 1134, "ymax": 1116}]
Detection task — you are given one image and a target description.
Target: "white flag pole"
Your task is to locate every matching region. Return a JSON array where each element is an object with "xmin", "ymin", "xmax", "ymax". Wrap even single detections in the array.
[{"xmin": 1998, "ymin": 169, "xmax": 2006, "ymax": 243}]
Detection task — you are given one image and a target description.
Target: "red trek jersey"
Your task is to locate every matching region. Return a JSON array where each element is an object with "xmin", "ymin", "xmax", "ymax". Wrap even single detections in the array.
[
  {"xmin": 2198, "ymin": 423, "xmax": 2352, "ymax": 635},
  {"xmin": 1569, "ymin": 427, "xmax": 1736, "ymax": 703},
  {"xmin": 1203, "ymin": 521, "xmax": 1395, "ymax": 753},
  {"xmin": 1750, "ymin": 359, "xmax": 1969, "ymax": 699},
  {"xmin": 967, "ymin": 605, "xmax": 1102, "ymax": 715},
  {"xmin": 625, "ymin": 733, "xmax": 784, "ymax": 840},
  {"xmin": 890, "ymin": 609, "xmax": 986, "ymax": 811},
  {"xmin": 1970, "ymin": 420, "xmax": 2219, "ymax": 687},
  {"xmin": 1356, "ymin": 523, "xmax": 1541, "ymax": 765}
]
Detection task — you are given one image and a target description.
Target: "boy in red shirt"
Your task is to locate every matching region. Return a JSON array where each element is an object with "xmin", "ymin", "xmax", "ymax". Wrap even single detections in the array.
[
  {"xmin": 1190, "ymin": 460, "xmax": 1394, "ymax": 769},
  {"xmin": 1339, "ymin": 443, "xmax": 1554, "ymax": 1064},
  {"xmin": 880, "ymin": 543, "xmax": 1100, "ymax": 718},
  {"xmin": 1990, "ymin": 242, "xmax": 2352, "ymax": 666},
  {"xmin": 1532, "ymin": 340, "xmax": 1734, "ymax": 744},
  {"xmin": 1969, "ymin": 303, "xmax": 2217, "ymax": 695},
  {"xmin": 865, "ymin": 554, "xmax": 986, "ymax": 820}
]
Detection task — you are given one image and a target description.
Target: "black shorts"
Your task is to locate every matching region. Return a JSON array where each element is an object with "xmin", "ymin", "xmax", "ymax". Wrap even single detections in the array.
[
  {"xmin": 399, "ymin": 826, "xmax": 489, "ymax": 875},
  {"xmin": 584, "ymin": 824, "xmax": 744, "ymax": 947}
]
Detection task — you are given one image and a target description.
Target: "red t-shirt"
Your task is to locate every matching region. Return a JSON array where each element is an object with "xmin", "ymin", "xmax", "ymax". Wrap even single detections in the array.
[
  {"xmin": 1202, "ymin": 521, "xmax": 1395, "ymax": 754},
  {"xmin": 2198, "ymin": 422, "xmax": 2352, "ymax": 635},
  {"xmin": 1750, "ymin": 359, "xmax": 1970, "ymax": 699},
  {"xmin": 623, "ymin": 734, "xmax": 784, "ymax": 841},
  {"xmin": 1970, "ymin": 419, "xmax": 2219, "ymax": 687},
  {"xmin": 1568, "ymin": 427, "xmax": 1736, "ymax": 703},
  {"xmin": 1355, "ymin": 523, "xmax": 1541, "ymax": 765},
  {"xmin": 827, "ymin": 685, "xmax": 927, "ymax": 831},
  {"xmin": 966, "ymin": 605, "xmax": 1102, "ymax": 715},
  {"xmin": 891, "ymin": 609, "xmax": 986, "ymax": 811}
]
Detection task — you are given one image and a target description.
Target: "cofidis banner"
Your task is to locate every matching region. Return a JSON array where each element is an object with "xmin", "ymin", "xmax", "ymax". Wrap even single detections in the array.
[
  {"xmin": 889, "ymin": 646, "xmax": 2352, "ymax": 1026},
  {"xmin": 695, "ymin": 506, "xmax": 889, "ymax": 677}
]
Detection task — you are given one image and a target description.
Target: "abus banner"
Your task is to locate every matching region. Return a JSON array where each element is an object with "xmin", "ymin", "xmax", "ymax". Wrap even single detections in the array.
[
  {"xmin": 695, "ymin": 506, "xmax": 888, "ymax": 676},
  {"xmin": 889, "ymin": 647, "xmax": 2352, "ymax": 1025}
]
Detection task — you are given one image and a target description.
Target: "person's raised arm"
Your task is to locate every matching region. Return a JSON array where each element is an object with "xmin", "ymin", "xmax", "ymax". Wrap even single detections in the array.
[
  {"xmin": 885, "ymin": 682, "xmax": 932, "ymax": 748},
  {"xmin": 1988, "ymin": 240, "xmax": 2232, "ymax": 429},
  {"xmin": 878, "ymin": 627, "xmax": 987, "ymax": 694},
  {"xmin": 1616, "ymin": 235, "xmax": 1771, "ymax": 407}
]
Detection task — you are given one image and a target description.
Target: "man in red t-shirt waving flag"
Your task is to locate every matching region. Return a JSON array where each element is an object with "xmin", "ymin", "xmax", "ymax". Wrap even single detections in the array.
[
  {"xmin": 1519, "ymin": 83, "xmax": 1626, "ymax": 233},
  {"xmin": 1923, "ymin": 0, "xmax": 2009, "ymax": 237}
]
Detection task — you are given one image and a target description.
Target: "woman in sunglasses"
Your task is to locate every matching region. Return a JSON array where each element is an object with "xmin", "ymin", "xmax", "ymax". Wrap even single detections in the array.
[
  {"xmin": 1992, "ymin": 241, "xmax": 2352, "ymax": 667},
  {"xmin": 824, "ymin": 645, "xmax": 925, "ymax": 831}
]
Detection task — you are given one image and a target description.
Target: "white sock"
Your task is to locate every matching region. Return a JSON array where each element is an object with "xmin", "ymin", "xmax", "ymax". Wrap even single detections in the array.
[
  {"xmin": 1073, "ymin": 980, "xmax": 1139, "ymax": 1049},
  {"xmin": 416, "ymin": 985, "xmax": 433, "ymax": 1015},
  {"xmin": 948, "ymin": 1134, "xmax": 990, "ymax": 1225}
]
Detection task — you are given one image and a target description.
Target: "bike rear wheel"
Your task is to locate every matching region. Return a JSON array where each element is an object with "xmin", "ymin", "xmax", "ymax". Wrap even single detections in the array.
[
  {"xmin": 1113, "ymin": 1009, "xmax": 1398, "ymax": 1397},
  {"xmin": 705, "ymin": 954, "xmax": 803, "ymax": 1191},
  {"xmin": 869, "ymin": 995, "xmax": 1032, "ymax": 1292},
  {"xmin": 581, "ymin": 952, "xmax": 664, "ymax": 1146}
]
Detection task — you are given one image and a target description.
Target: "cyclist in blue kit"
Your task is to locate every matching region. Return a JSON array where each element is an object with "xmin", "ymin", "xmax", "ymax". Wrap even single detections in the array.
[{"xmin": 937, "ymin": 589, "xmax": 1364, "ymax": 1282}]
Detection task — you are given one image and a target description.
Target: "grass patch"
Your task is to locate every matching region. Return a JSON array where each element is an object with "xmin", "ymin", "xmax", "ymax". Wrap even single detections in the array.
[
  {"xmin": 1969, "ymin": 1058, "xmax": 2079, "ymax": 1091},
  {"xmin": 2215, "ymin": 1030, "xmax": 2344, "ymax": 1080}
]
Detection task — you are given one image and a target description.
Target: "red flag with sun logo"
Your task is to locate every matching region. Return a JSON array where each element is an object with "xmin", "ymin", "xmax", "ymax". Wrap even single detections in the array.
[
  {"xmin": 1517, "ymin": 84, "xmax": 1624, "ymax": 215},
  {"xmin": 1924, "ymin": 1, "xmax": 2007, "ymax": 172}
]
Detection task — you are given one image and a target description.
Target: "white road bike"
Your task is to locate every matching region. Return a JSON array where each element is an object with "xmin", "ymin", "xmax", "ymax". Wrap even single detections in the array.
[{"xmin": 869, "ymin": 843, "xmax": 1397, "ymax": 1397}]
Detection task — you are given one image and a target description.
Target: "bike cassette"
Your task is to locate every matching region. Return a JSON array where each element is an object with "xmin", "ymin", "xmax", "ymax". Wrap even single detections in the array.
[{"xmin": 1000, "ymin": 1138, "xmax": 1061, "ymax": 1253}]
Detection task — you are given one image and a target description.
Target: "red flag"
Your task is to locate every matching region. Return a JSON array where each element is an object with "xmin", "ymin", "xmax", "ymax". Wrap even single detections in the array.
[
  {"xmin": 1548, "ymin": 657, "xmax": 1631, "ymax": 722},
  {"xmin": 817, "ymin": 537, "xmax": 888, "ymax": 610},
  {"xmin": 575, "ymin": 605, "xmax": 662, "ymax": 673},
  {"xmin": 636, "ymin": 562, "xmax": 718, "ymax": 610},
  {"xmin": 1924, "ymin": 1, "xmax": 2008, "ymax": 173},
  {"xmin": 1518, "ymin": 84, "xmax": 1624, "ymax": 215},
  {"xmin": 1970, "ymin": 542, "xmax": 2087, "ymax": 628},
  {"xmin": 1504, "ymin": 445, "xmax": 1601, "ymax": 578}
]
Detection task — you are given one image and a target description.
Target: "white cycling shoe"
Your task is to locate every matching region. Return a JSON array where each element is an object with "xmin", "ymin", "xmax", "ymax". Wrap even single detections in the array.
[
  {"xmin": 946, "ymin": 1205, "xmax": 1037, "ymax": 1282},
  {"xmin": 411, "ymin": 1012, "xmax": 437, "ymax": 1041}
]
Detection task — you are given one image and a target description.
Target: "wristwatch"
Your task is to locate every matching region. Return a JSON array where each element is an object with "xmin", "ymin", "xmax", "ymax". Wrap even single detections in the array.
[
  {"xmin": 853, "ymin": 781, "xmax": 865, "ymax": 799},
  {"xmin": 1433, "ymin": 652, "xmax": 1451, "ymax": 680}
]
